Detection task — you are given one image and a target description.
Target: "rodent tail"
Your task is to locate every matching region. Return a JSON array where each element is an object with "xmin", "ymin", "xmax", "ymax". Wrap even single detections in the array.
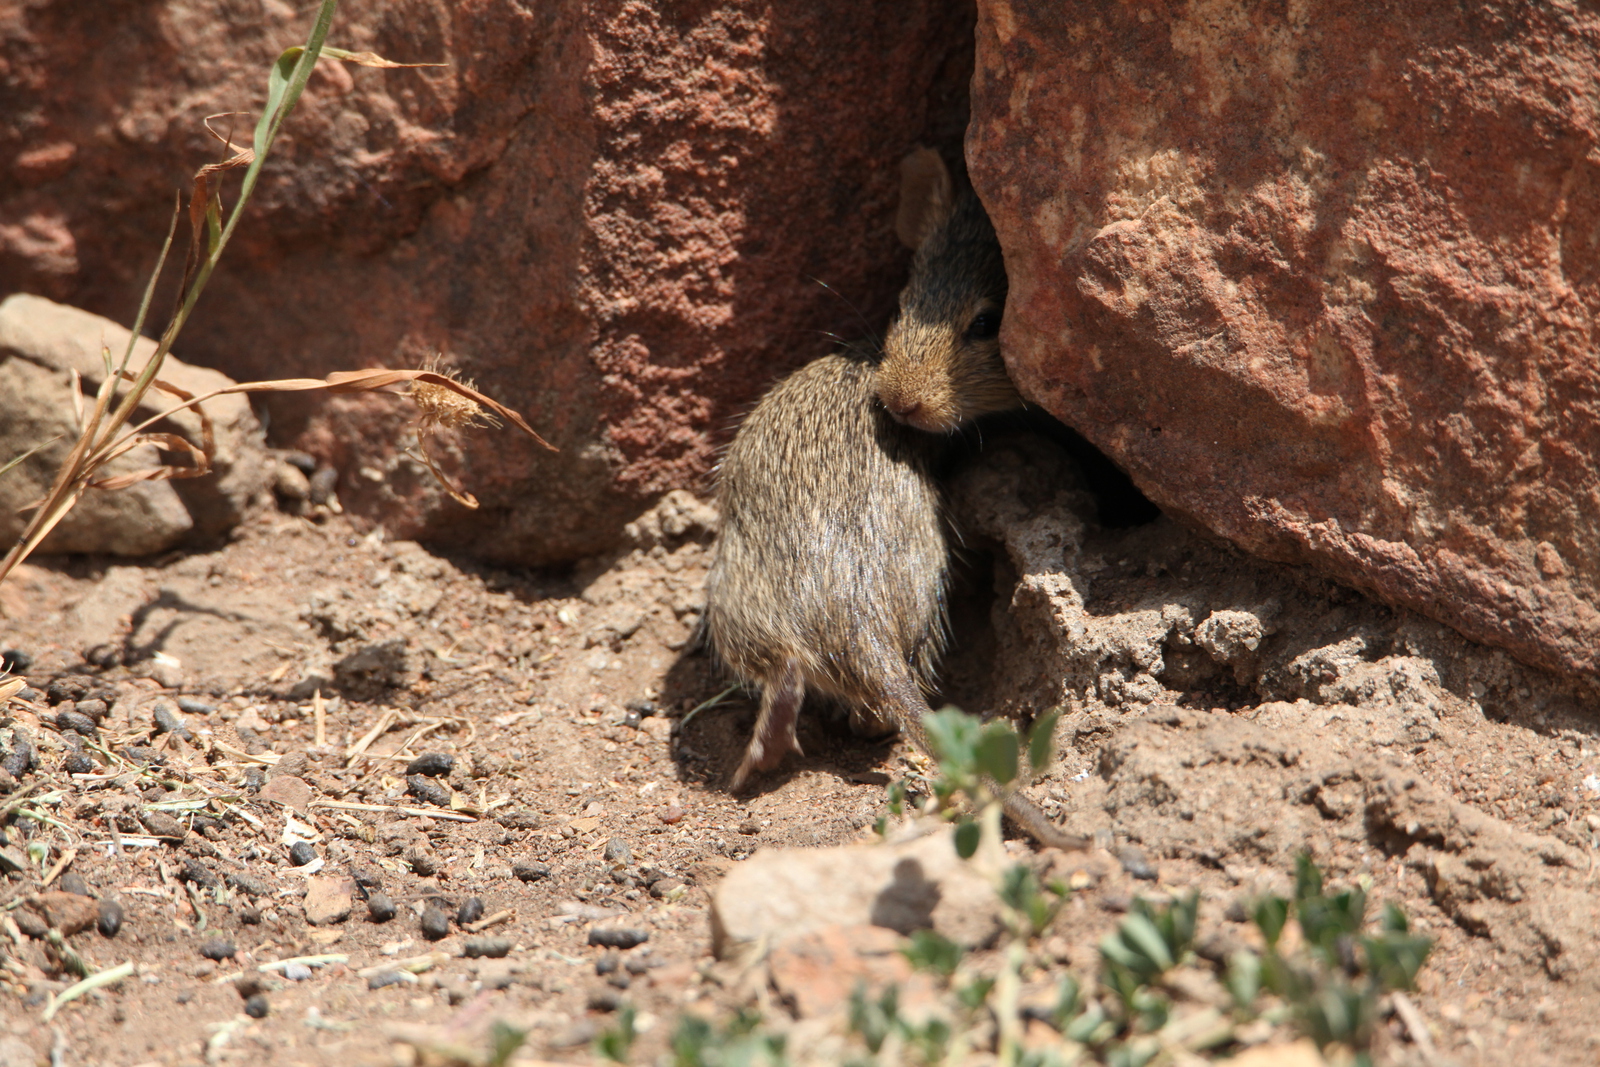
[{"xmin": 731, "ymin": 657, "xmax": 805, "ymax": 793}]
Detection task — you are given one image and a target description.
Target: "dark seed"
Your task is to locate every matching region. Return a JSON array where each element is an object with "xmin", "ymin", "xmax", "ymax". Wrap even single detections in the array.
[
  {"xmin": 462, "ymin": 936, "xmax": 511, "ymax": 959},
  {"xmin": 74, "ymin": 698, "xmax": 108, "ymax": 723},
  {"xmin": 587, "ymin": 928, "xmax": 648, "ymax": 950},
  {"xmin": 62, "ymin": 752, "xmax": 94, "ymax": 775},
  {"xmin": 0, "ymin": 649, "xmax": 32, "ymax": 672},
  {"xmin": 586, "ymin": 990, "xmax": 623, "ymax": 1013},
  {"xmin": 45, "ymin": 676, "xmax": 89, "ymax": 705},
  {"xmin": 283, "ymin": 450, "xmax": 317, "ymax": 475},
  {"xmin": 199, "ymin": 939, "xmax": 236, "ymax": 961},
  {"xmin": 97, "ymin": 899, "xmax": 124, "ymax": 937},
  {"xmin": 420, "ymin": 906, "xmax": 451, "ymax": 941},
  {"xmin": 59, "ymin": 872, "xmax": 91, "ymax": 897},
  {"xmin": 55, "ymin": 710, "xmax": 98, "ymax": 737},
  {"xmin": 152, "ymin": 704, "xmax": 193, "ymax": 741},
  {"xmin": 308, "ymin": 467, "xmax": 338, "ymax": 506},
  {"xmin": 512, "ymin": 860, "xmax": 551, "ymax": 882},
  {"xmin": 406, "ymin": 775, "xmax": 451, "ymax": 807},
  {"xmin": 243, "ymin": 993, "xmax": 269, "ymax": 1019},
  {"xmin": 405, "ymin": 752, "xmax": 454, "ymax": 777},
  {"xmin": 366, "ymin": 893, "xmax": 397, "ymax": 923},
  {"xmin": 602, "ymin": 838, "xmax": 632, "ymax": 865},
  {"xmin": 457, "ymin": 897, "xmax": 484, "ymax": 925},
  {"xmin": 1116, "ymin": 845, "xmax": 1159, "ymax": 882},
  {"xmin": 1, "ymin": 738, "xmax": 30, "ymax": 776},
  {"xmin": 181, "ymin": 860, "xmax": 219, "ymax": 889},
  {"xmin": 177, "ymin": 696, "xmax": 215, "ymax": 715},
  {"xmin": 288, "ymin": 841, "xmax": 316, "ymax": 867},
  {"xmin": 595, "ymin": 953, "xmax": 619, "ymax": 975},
  {"xmin": 235, "ymin": 975, "xmax": 265, "ymax": 999}
]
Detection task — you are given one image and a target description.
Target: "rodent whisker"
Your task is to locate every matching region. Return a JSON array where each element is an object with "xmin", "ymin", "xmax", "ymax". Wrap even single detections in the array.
[{"xmin": 805, "ymin": 274, "xmax": 884, "ymax": 352}]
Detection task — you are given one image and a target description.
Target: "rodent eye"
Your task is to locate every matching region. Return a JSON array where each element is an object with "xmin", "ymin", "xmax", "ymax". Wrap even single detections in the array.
[{"xmin": 965, "ymin": 311, "xmax": 1001, "ymax": 340}]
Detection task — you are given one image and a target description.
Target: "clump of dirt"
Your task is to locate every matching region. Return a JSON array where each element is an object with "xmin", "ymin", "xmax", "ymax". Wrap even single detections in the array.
[{"xmin": 0, "ymin": 439, "xmax": 1596, "ymax": 1065}]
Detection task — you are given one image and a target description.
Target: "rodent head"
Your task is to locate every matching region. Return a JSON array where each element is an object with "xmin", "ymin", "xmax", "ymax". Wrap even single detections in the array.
[{"xmin": 875, "ymin": 147, "xmax": 1020, "ymax": 434}]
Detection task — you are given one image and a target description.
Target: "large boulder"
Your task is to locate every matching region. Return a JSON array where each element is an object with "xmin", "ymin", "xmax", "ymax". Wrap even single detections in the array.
[
  {"xmin": 0, "ymin": 294, "xmax": 268, "ymax": 555},
  {"xmin": 0, "ymin": 1, "xmax": 977, "ymax": 564},
  {"xmin": 969, "ymin": 0, "xmax": 1600, "ymax": 679}
]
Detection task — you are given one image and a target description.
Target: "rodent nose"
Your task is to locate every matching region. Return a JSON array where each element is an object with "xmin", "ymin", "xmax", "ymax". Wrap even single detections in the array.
[{"xmin": 884, "ymin": 398, "xmax": 922, "ymax": 422}]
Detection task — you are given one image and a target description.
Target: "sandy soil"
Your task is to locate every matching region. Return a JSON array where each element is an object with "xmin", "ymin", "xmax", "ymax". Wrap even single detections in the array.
[{"xmin": 1, "ymin": 434, "xmax": 1598, "ymax": 1066}]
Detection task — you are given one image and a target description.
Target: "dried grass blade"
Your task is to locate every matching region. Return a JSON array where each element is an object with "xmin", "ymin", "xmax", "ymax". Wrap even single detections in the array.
[
  {"xmin": 0, "ymin": 435, "xmax": 64, "ymax": 483},
  {"xmin": 321, "ymin": 46, "xmax": 445, "ymax": 69}
]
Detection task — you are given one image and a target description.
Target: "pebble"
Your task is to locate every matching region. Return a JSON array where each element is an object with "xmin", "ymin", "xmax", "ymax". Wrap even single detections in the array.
[
  {"xmin": 177, "ymin": 696, "xmax": 215, "ymax": 715},
  {"xmin": 152, "ymin": 704, "xmax": 193, "ymax": 741},
  {"xmin": 45, "ymin": 676, "xmax": 89, "ymax": 704},
  {"xmin": 587, "ymin": 928, "xmax": 648, "ymax": 950},
  {"xmin": 288, "ymin": 841, "xmax": 316, "ymax": 867},
  {"xmin": 595, "ymin": 953, "xmax": 620, "ymax": 975},
  {"xmin": 14, "ymin": 911, "xmax": 47, "ymax": 939},
  {"xmin": 603, "ymin": 838, "xmax": 632, "ymax": 865},
  {"xmin": 239, "ymin": 907, "xmax": 262, "ymax": 925},
  {"xmin": 282, "ymin": 963, "xmax": 313, "ymax": 982},
  {"xmin": 97, "ymin": 899, "xmax": 123, "ymax": 938},
  {"xmin": 405, "ymin": 752, "xmax": 454, "ymax": 777},
  {"xmin": 140, "ymin": 812, "xmax": 187, "ymax": 842},
  {"xmin": 1116, "ymin": 845, "xmax": 1159, "ymax": 882},
  {"xmin": 512, "ymin": 860, "xmax": 551, "ymax": 883},
  {"xmin": 181, "ymin": 860, "xmax": 220, "ymax": 889},
  {"xmin": 406, "ymin": 775, "xmax": 451, "ymax": 808},
  {"xmin": 55, "ymin": 709, "xmax": 98, "ymax": 737},
  {"xmin": 405, "ymin": 846, "xmax": 440, "ymax": 876},
  {"xmin": 649, "ymin": 879, "xmax": 684, "ymax": 900},
  {"xmin": 243, "ymin": 994, "xmax": 269, "ymax": 1018},
  {"xmin": 198, "ymin": 939, "xmax": 236, "ymax": 961},
  {"xmin": 586, "ymin": 990, "xmax": 623, "ymax": 1013},
  {"xmin": 75, "ymin": 698, "xmax": 109, "ymax": 723},
  {"xmin": 366, "ymin": 893, "xmax": 397, "ymax": 923},
  {"xmin": 58, "ymin": 872, "xmax": 92, "ymax": 897},
  {"xmin": 61, "ymin": 752, "xmax": 94, "ymax": 775},
  {"xmin": 498, "ymin": 810, "xmax": 541, "ymax": 830},
  {"xmin": 420, "ymin": 906, "xmax": 451, "ymax": 941},
  {"xmin": 351, "ymin": 867, "xmax": 383, "ymax": 890},
  {"xmin": 243, "ymin": 766, "xmax": 266, "ymax": 792},
  {"xmin": 235, "ymin": 975, "xmax": 265, "ymax": 999},
  {"xmin": 462, "ymin": 936, "xmax": 512, "ymax": 959},
  {"xmin": 457, "ymin": 897, "xmax": 485, "ymax": 925},
  {"xmin": 0, "ymin": 648, "xmax": 31, "ymax": 672},
  {"xmin": 367, "ymin": 970, "xmax": 409, "ymax": 990},
  {"xmin": 226, "ymin": 872, "xmax": 273, "ymax": 898}
]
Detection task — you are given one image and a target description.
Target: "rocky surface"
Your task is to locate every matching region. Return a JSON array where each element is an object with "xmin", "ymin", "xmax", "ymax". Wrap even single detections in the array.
[
  {"xmin": 0, "ymin": 294, "xmax": 269, "ymax": 555},
  {"xmin": 968, "ymin": 0, "xmax": 1600, "ymax": 680},
  {"xmin": 0, "ymin": 0, "xmax": 977, "ymax": 564}
]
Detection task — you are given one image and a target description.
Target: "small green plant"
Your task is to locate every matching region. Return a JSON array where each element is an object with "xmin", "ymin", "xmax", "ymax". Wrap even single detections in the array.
[
  {"xmin": 594, "ymin": 1004, "xmax": 637, "ymax": 1064},
  {"xmin": 670, "ymin": 1009, "xmax": 788, "ymax": 1067}
]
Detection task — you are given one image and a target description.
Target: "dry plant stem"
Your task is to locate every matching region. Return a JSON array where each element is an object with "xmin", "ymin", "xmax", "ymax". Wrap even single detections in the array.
[{"xmin": 0, "ymin": 1, "xmax": 339, "ymax": 586}]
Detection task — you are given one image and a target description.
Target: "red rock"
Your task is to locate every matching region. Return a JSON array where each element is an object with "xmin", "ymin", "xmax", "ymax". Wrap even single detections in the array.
[
  {"xmin": 970, "ymin": 0, "xmax": 1600, "ymax": 678},
  {"xmin": 31, "ymin": 891, "xmax": 98, "ymax": 935},
  {"xmin": 0, "ymin": 1, "xmax": 978, "ymax": 564}
]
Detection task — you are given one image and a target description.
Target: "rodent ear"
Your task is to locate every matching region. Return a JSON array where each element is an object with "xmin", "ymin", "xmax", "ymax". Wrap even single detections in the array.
[{"xmin": 895, "ymin": 146, "xmax": 954, "ymax": 250}]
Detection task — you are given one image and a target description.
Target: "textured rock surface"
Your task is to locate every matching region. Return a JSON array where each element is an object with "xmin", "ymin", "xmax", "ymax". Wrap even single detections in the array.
[
  {"xmin": 0, "ymin": 294, "xmax": 268, "ymax": 555},
  {"xmin": 0, "ymin": 1, "xmax": 976, "ymax": 564},
  {"xmin": 969, "ymin": 1, "xmax": 1600, "ymax": 679}
]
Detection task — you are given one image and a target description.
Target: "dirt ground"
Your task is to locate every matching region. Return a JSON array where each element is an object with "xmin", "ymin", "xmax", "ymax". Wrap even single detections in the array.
[{"xmin": 2, "ymin": 431, "xmax": 1599, "ymax": 1067}]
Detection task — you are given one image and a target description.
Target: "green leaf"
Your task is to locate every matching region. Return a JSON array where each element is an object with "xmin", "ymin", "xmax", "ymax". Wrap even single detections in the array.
[
  {"xmin": 901, "ymin": 929, "xmax": 963, "ymax": 979},
  {"xmin": 1118, "ymin": 912, "xmax": 1175, "ymax": 972},
  {"xmin": 1050, "ymin": 973, "xmax": 1082, "ymax": 1027},
  {"xmin": 1225, "ymin": 949, "xmax": 1262, "ymax": 1010},
  {"xmin": 953, "ymin": 817, "xmax": 980, "ymax": 859},
  {"xmin": 1252, "ymin": 895, "xmax": 1289, "ymax": 949},
  {"xmin": 1026, "ymin": 707, "xmax": 1060, "ymax": 775},
  {"xmin": 974, "ymin": 722, "xmax": 1020, "ymax": 785},
  {"xmin": 1293, "ymin": 852, "xmax": 1323, "ymax": 902},
  {"xmin": 592, "ymin": 1004, "xmax": 634, "ymax": 1064},
  {"xmin": 1063, "ymin": 999, "xmax": 1106, "ymax": 1043},
  {"xmin": 490, "ymin": 1021, "xmax": 528, "ymax": 1067},
  {"xmin": 1363, "ymin": 932, "xmax": 1433, "ymax": 991},
  {"xmin": 957, "ymin": 975, "xmax": 995, "ymax": 1012},
  {"xmin": 924, "ymin": 706, "xmax": 982, "ymax": 782}
]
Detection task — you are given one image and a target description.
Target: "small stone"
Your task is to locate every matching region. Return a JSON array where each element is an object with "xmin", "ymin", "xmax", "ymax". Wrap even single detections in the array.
[
  {"xmin": 587, "ymin": 928, "xmax": 648, "ymax": 950},
  {"xmin": 595, "ymin": 953, "xmax": 620, "ymax": 975},
  {"xmin": 260, "ymin": 774, "xmax": 314, "ymax": 813},
  {"xmin": 1116, "ymin": 845, "xmax": 1159, "ymax": 882},
  {"xmin": 238, "ymin": 906, "xmax": 262, "ymax": 924},
  {"xmin": 406, "ymin": 774, "xmax": 451, "ymax": 808},
  {"xmin": 303, "ymin": 876, "xmax": 355, "ymax": 926},
  {"xmin": 243, "ymin": 993, "xmax": 269, "ymax": 1018},
  {"xmin": 738, "ymin": 819, "xmax": 761, "ymax": 835},
  {"xmin": 13, "ymin": 911, "xmax": 48, "ymax": 939},
  {"xmin": 235, "ymin": 975, "xmax": 266, "ymax": 999},
  {"xmin": 151, "ymin": 704, "xmax": 193, "ymax": 741},
  {"xmin": 649, "ymin": 879, "xmax": 684, "ymax": 900},
  {"xmin": 405, "ymin": 752, "xmax": 454, "ymax": 777},
  {"xmin": 367, "ymin": 970, "xmax": 409, "ymax": 990},
  {"xmin": 97, "ymin": 899, "xmax": 124, "ymax": 938},
  {"xmin": 586, "ymin": 990, "xmax": 623, "ymax": 1013},
  {"xmin": 58, "ymin": 872, "xmax": 91, "ymax": 897},
  {"xmin": 1, "ymin": 737, "xmax": 32, "ymax": 777},
  {"xmin": 282, "ymin": 963, "xmax": 312, "ymax": 981},
  {"xmin": 180, "ymin": 859, "xmax": 219, "ymax": 889},
  {"xmin": 420, "ymin": 906, "xmax": 451, "ymax": 941},
  {"xmin": 32, "ymin": 892, "xmax": 98, "ymax": 935},
  {"xmin": 139, "ymin": 811, "xmax": 186, "ymax": 843},
  {"xmin": 512, "ymin": 860, "xmax": 551, "ymax": 882},
  {"xmin": 405, "ymin": 845, "xmax": 440, "ymax": 877},
  {"xmin": 602, "ymin": 838, "xmax": 632, "ymax": 865},
  {"xmin": 366, "ymin": 893, "xmax": 397, "ymax": 923},
  {"xmin": 624, "ymin": 955, "xmax": 654, "ymax": 975},
  {"xmin": 45, "ymin": 676, "xmax": 89, "ymax": 704},
  {"xmin": 457, "ymin": 897, "xmax": 484, "ymax": 925},
  {"xmin": 288, "ymin": 841, "xmax": 317, "ymax": 867},
  {"xmin": 497, "ymin": 810, "xmax": 541, "ymax": 830},
  {"xmin": 54, "ymin": 709, "xmax": 98, "ymax": 737},
  {"xmin": 351, "ymin": 867, "xmax": 383, "ymax": 890},
  {"xmin": 0, "ymin": 648, "xmax": 32, "ymax": 672},
  {"xmin": 243, "ymin": 766, "xmax": 266, "ymax": 792},
  {"xmin": 462, "ymin": 936, "xmax": 512, "ymax": 959},
  {"xmin": 607, "ymin": 971, "xmax": 632, "ymax": 989},
  {"xmin": 177, "ymin": 696, "xmax": 215, "ymax": 715},
  {"xmin": 75, "ymin": 697, "xmax": 108, "ymax": 723},
  {"xmin": 308, "ymin": 466, "xmax": 338, "ymax": 505},
  {"xmin": 199, "ymin": 938, "xmax": 236, "ymax": 961},
  {"xmin": 226, "ymin": 872, "xmax": 273, "ymax": 898}
]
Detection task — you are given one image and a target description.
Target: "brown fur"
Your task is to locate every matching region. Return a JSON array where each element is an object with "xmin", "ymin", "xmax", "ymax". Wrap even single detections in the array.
[{"xmin": 875, "ymin": 151, "xmax": 1021, "ymax": 433}]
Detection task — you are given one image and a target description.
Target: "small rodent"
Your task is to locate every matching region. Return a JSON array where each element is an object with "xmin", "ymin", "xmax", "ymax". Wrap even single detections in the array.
[
  {"xmin": 703, "ymin": 148, "xmax": 1085, "ymax": 851},
  {"xmin": 874, "ymin": 146, "xmax": 1023, "ymax": 433}
]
